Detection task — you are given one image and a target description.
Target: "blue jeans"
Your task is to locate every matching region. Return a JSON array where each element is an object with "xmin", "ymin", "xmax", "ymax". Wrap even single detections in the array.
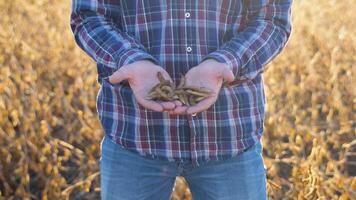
[{"xmin": 100, "ymin": 136, "xmax": 267, "ymax": 200}]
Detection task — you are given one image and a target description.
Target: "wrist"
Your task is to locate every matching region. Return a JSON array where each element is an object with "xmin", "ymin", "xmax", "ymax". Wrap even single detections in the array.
[{"xmin": 201, "ymin": 59, "xmax": 232, "ymax": 79}]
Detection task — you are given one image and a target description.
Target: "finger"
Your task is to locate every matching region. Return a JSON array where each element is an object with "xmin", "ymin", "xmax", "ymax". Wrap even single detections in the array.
[
  {"xmin": 171, "ymin": 106, "xmax": 188, "ymax": 115},
  {"xmin": 109, "ymin": 67, "xmax": 130, "ymax": 84},
  {"xmin": 222, "ymin": 67, "xmax": 235, "ymax": 83},
  {"xmin": 168, "ymin": 110, "xmax": 180, "ymax": 115},
  {"xmin": 135, "ymin": 96, "xmax": 164, "ymax": 112},
  {"xmin": 173, "ymin": 100, "xmax": 182, "ymax": 107},
  {"xmin": 161, "ymin": 101, "xmax": 176, "ymax": 110},
  {"xmin": 186, "ymin": 96, "xmax": 217, "ymax": 114}
]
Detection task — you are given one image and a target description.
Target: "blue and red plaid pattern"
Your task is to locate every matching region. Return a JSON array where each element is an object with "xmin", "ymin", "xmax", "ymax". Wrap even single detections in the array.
[{"xmin": 70, "ymin": 0, "xmax": 292, "ymax": 167}]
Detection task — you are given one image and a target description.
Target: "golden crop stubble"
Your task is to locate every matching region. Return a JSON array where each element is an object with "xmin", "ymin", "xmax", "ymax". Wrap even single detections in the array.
[{"xmin": 145, "ymin": 72, "xmax": 212, "ymax": 106}]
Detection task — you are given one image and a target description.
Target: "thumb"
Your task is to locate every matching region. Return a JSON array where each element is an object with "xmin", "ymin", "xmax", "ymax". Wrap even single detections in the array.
[
  {"xmin": 109, "ymin": 67, "xmax": 130, "ymax": 84},
  {"xmin": 222, "ymin": 66, "xmax": 235, "ymax": 83}
]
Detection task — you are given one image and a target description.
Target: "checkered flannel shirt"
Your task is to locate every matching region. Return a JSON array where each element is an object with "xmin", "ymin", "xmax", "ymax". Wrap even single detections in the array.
[{"xmin": 70, "ymin": 0, "xmax": 292, "ymax": 167}]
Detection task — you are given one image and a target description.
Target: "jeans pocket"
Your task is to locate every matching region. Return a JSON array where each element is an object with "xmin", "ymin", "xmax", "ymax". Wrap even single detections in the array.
[
  {"xmin": 236, "ymin": 141, "xmax": 266, "ymax": 174},
  {"xmin": 100, "ymin": 136, "xmax": 121, "ymax": 162}
]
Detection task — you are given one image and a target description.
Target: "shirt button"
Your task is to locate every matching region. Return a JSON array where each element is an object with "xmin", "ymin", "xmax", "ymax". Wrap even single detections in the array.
[
  {"xmin": 186, "ymin": 46, "xmax": 192, "ymax": 52},
  {"xmin": 185, "ymin": 12, "xmax": 191, "ymax": 18}
]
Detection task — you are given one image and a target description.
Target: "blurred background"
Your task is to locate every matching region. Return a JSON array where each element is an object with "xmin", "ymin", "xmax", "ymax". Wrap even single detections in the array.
[{"xmin": 0, "ymin": 0, "xmax": 355, "ymax": 199}]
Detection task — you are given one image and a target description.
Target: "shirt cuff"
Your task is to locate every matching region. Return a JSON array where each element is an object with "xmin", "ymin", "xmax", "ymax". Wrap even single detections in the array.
[{"xmin": 117, "ymin": 48, "xmax": 160, "ymax": 68}]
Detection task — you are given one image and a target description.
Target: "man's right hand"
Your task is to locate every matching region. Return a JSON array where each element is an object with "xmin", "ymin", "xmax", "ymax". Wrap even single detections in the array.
[{"xmin": 108, "ymin": 60, "xmax": 177, "ymax": 112}]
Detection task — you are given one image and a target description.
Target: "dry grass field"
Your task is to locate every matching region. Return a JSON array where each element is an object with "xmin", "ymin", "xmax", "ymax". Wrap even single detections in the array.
[{"xmin": 0, "ymin": 0, "xmax": 355, "ymax": 199}]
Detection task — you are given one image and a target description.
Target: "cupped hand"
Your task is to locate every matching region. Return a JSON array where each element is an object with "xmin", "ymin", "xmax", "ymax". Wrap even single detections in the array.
[
  {"xmin": 108, "ymin": 60, "xmax": 176, "ymax": 112},
  {"xmin": 169, "ymin": 59, "xmax": 235, "ymax": 115}
]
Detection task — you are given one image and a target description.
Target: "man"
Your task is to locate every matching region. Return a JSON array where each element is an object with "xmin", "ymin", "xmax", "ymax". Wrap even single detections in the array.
[{"xmin": 70, "ymin": 0, "xmax": 292, "ymax": 199}]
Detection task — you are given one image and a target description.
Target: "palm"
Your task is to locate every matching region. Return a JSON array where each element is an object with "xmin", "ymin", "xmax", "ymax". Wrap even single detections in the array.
[
  {"xmin": 184, "ymin": 66, "xmax": 223, "ymax": 114},
  {"xmin": 185, "ymin": 67, "xmax": 223, "ymax": 94},
  {"xmin": 169, "ymin": 59, "xmax": 234, "ymax": 115},
  {"xmin": 109, "ymin": 60, "xmax": 176, "ymax": 112},
  {"xmin": 128, "ymin": 69, "xmax": 159, "ymax": 96}
]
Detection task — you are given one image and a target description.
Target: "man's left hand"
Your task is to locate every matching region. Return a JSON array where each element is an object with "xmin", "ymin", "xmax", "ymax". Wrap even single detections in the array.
[{"xmin": 169, "ymin": 59, "xmax": 235, "ymax": 115}]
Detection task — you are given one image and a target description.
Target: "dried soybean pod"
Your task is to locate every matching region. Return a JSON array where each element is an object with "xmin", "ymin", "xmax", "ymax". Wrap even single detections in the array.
[
  {"xmin": 164, "ymin": 91, "xmax": 174, "ymax": 101},
  {"xmin": 195, "ymin": 96, "xmax": 206, "ymax": 102},
  {"xmin": 177, "ymin": 74, "xmax": 186, "ymax": 88},
  {"xmin": 182, "ymin": 86, "xmax": 211, "ymax": 94},
  {"xmin": 189, "ymin": 95, "xmax": 197, "ymax": 106},
  {"xmin": 198, "ymin": 87, "xmax": 212, "ymax": 94},
  {"xmin": 181, "ymin": 94, "xmax": 190, "ymax": 106},
  {"xmin": 181, "ymin": 86, "xmax": 201, "ymax": 91},
  {"xmin": 177, "ymin": 94, "xmax": 188, "ymax": 106},
  {"xmin": 157, "ymin": 71, "xmax": 166, "ymax": 83},
  {"xmin": 160, "ymin": 80, "xmax": 172, "ymax": 87},
  {"xmin": 185, "ymin": 89, "xmax": 211, "ymax": 97},
  {"xmin": 174, "ymin": 89, "xmax": 186, "ymax": 95},
  {"xmin": 177, "ymin": 94, "xmax": 185, "ymax": 104},
  {"xmin": 161, "ymin": 85, "xmax": 173, "ymax": 93},
  {"xmin": 146, "ymin": 91, "xmax": 159, "ymax": 100},
  {"xmin": 146, "ymin": 91, "xmax": 158, "ymax": 100},
  {"xmin": 155, "ymin": 87, "xmax": 170, "ymax": 99},
  {"xmin": 151, "ymin": 83, "xmax": 161, "ymax": 92},
  {"xmin": 169, "ymin": 81, "xmax": 176, "ymax": 90},
  {"xmin": 147, "ymin": 84, "xmax": 161, "ymax": 99},
  {"xmin": 160, "ymin": 95, "xmax": 171, "ymax": 101},
  {"xmin": 167, "ymin": 91, "xmax": 175, "ymax": 100},
  {"xmin": 146, "ymin": 90, "xmax": 157, "ymax": 98},
  {"xmin": 148, "ymin": 86, "xmax": 159, "ymax": 95}
]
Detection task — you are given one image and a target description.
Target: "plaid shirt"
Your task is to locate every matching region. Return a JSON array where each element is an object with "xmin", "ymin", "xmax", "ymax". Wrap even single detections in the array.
[{"xmin": 70, "ymin": 0, "xmax": 292, "ymax": 167}]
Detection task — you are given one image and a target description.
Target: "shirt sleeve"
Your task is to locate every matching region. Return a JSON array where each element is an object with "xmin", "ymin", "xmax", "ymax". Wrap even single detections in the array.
[
  {"xmin": 70, "ymin": 0, "xmax": 160, "ymax": 70},
  {"xmin": 201, "ymin": 0, "xmax": 292, "ymax": 82}
]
